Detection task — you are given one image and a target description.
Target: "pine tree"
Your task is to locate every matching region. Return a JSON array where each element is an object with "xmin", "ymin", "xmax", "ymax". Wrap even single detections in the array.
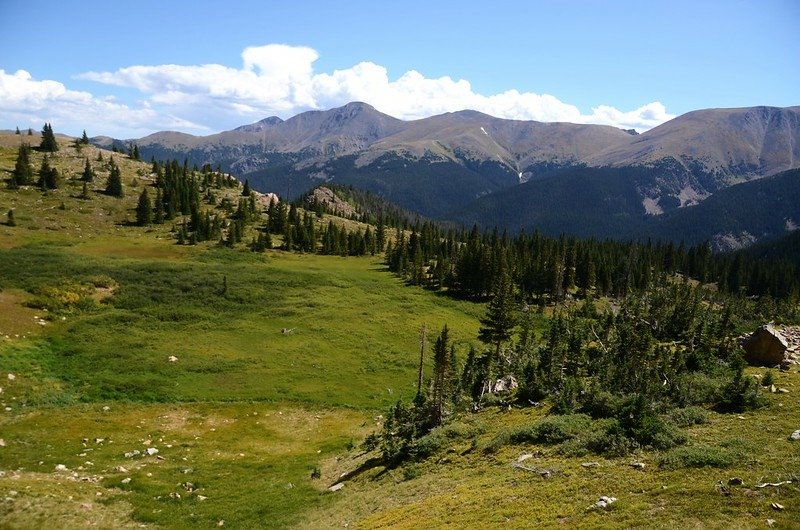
[
  {"xmin": 37, "ymin": 155, "xmax": 60, "ymax": 190},
  {"xmin": 478, "ymin": 268, "xmax": 517, "ymax": 374},
  {"xmin": 27, "ymin": 128, "xmax": 33, "ymax": 136},
  {"xmin": 15, "ymin": 126, "xmax": 20, "ymax": 135},
  {"xmin": 10, "ymin": 143, "xmax": 34, "ymax": 187},
  {"xmin": 431, "ymin": 324, "xmax": 452, "ymax": 427},
  {"xmin": 6, "ymin": 209, "xmax": 15, "ymax": 227},
  {"xmin": 136, "ymin": 188, "xmax": 152, "ymax": 226},
  {"xmin": 81, "ymin": 158, "xmax": 95, "ymax": 182},
  {"xmin": 80, "ymin": 181, "xmax": 90, "ymax": 199},
  {"xmin": 153, "ymin": 188, "xmax": 164, "ymax": 224},
  {"xmin": 80, "ymin": 130, "xmax": 89, "ymax": 144},
  {"xmin": 40, "ymin": 123, "xmax": 59, "ymax": 152},
  {"xmin": 105, "ymin": 158, "xmax": 123, "ymax": 198},
  {"xmin": 242, "ymin": 179, "xmax": 251, "ymax": 196}
]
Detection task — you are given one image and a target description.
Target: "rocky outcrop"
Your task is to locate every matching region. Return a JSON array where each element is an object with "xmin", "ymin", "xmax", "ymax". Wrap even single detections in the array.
[{"xmin": 742, "ymin": 325, "xmax": 800, "ymax": 368}]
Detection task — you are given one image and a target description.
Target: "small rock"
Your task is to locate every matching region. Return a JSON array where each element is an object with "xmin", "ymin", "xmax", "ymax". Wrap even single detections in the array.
[
  {"xmin": 7, "ymin": 374, "xmax": 15, "ymax": 381},
  {"xmin": 789, "ymin": 430, "xmax": 800, "ymax": 441},
  {"xmin": 771, "ymin": 502, "xmax": 784, "ymax": 511},
  {"xmin": 630, "ymin": 462, "xmax": 646, "ymax": 470},
  {"xmin": 197, "ymin": 495, "xmax": 207, "ymax": 501},
  {"xmin": 767, "ymin": 519, "xmax": 776, "ymax": 527},
  {"xmin": 114, "ymin": 466, "xmax": 128, "ymax": 473},
  {"xmin": 55, "ymin": 464, "xmax": 67, "ymax": 471},
  {"xmin": 217, "ymin": 521, "xmax": 224, "ymax": 527},
  {"xmin": 777, "ymin": 388, "xmax": 790, "ymax": 394},
  {"xmin": 590, "ymin": 496, "xmax": 617, "ymax": 509},
  {"xmin": 80, "ymin": 502, "xmax": 92, "ymax": 510},
  {"xmin": 168, "ymin": 356, "xmax": 178, "ymax": 363},
  {"xmin": 121, "ymin": 477, "xmax": 131, "ymax": 484},
  {"xmin": 517, "ymin": 453, "xmax": 533, "ymax": 463},
  {"xmin": 169, "ymin": 492, "xmax": 181, "ymax": 499},
  {"xmin": 581, "ymin": 462, "xmax": 600, "ymax": 468},
  {"xmin": 328, "ymin": 483, "xmax": 344, "ymax": 492},
  {"xmin": 144, "ymin": 447, "xmax": 159, "ymax": 456},
  {"xmin": 102, "ymin": 406, "xmax": 110, "ymax": 412},
  {"xmin": 124, "ymin": 450, "xmax": 141, "ymax": 458},
  {"xmin": 0, "ymin": 439, "xmax": 5, "ymax": 447},
  {"xmin": 95, "ymin": 438, "xmax": 105, "ymax": 444},
  {"xmin": 770, "ymin": 384, "xmax": 777, "ymax": 393},
  {"xmin": 728, "ymin": 477, "xmax": 744, "ymax": 486}
]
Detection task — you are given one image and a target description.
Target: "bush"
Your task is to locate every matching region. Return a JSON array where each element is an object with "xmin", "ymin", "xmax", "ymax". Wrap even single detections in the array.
[
  {"xmin": 658, "ymin": 445, "xmax": 737, "ymax": 469},
  {"xmin": 669, "ymin": 406, "xmax": 707, "ymax": 427},
  {"xmin": 484, "ymin": 414, "xmax": 592, "ymax": 453},
  {"xmin": 584, "ymin": 419, "xmax": 639, "ymax": 456},
  {"xmin": 581, "ymin": 390, "xmax": 622, "ymax": 418}
]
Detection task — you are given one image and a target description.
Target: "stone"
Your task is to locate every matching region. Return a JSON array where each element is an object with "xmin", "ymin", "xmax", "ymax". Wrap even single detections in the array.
[
  {"xmin": 517, "ymin": 453, "xmax": 533, "ymax": 463},
  {"xmin": 630, "ymin": 462, "xmax": 646, "ymax": 470},
  {"xmin": 0, "ymin": 439, "xmax": 5, "ymax": 447},
  {"xmin": 590, "ymin": 496, "xmax": 617, "ymax": 509},
  {"xmin": 168, "ymin": 356, "xmax": 178, "ymax": 363},
  {"xmin": 771, "ymin": 502, "xmax": 784, "ymax": 511},
  {"xmin": 777, "ymin": 388, "xmax": 790, "ymax": 393},
  {"xmin": 124, "ymin": 450, "xmax": 141, "ymax": 458},
  {"xmin": 581, "ymin": 462, "xmax": 600, "ymax": 468},
  {"xmin": 328, "ymin": 483, "xmax": 344, "ymax": 492},
  {"xmin": 102, "ymin": 406, "xmax": 110, "ymax": 412},
  {"xmin": 144, "ymin": 447, "xmax": 159, "ymax": 456},
  {"xmin": 789, "ymin": 430, "xmax": 800, "ymax": 441},
  {"xmin": 197, "ymin": 495, "xmax": 208, "ymax": 501},
  {"xmin": 55, "ymin": 464, "xmax": 67, "ymax": 471},
  {"xmin": 114, "ymin": 466, "xmax": 128, "ymax": 473},
  {"xmin": 7, "ymin": 374, "xmax": 15, "ymax": 381},
  {"xmin": 743, "ymin": 325, "xmax": 789, "ymax": 367},
  {"xmin": 121, "ymin": 477, "xmax": 131, "ymax": 484}
]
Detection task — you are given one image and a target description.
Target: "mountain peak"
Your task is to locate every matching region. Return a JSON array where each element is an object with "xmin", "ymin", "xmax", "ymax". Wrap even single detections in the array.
[{"xmin": 234, "ymin": 116, "xmax": 283, "ymax": 132}]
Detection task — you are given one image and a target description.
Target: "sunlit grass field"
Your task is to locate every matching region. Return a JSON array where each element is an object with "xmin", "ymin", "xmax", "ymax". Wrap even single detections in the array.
[{"xmin": 1, "ymin": 134, "xmax": 798, "ymax": 528}]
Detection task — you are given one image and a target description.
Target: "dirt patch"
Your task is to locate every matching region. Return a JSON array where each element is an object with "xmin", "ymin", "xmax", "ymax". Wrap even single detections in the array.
[{"xmin": 0, "ymin": 290, "xmax": 41, "ymax": 337}]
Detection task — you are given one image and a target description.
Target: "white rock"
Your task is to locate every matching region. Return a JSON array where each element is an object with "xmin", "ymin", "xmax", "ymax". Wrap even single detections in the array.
[
  {"xmin": 590, "ymin": 496, "xmax": 617, "ymax": 509},
  {"xmin": 102, "ymin": 406, "xmax": 110, "ymax": 412},
  {"xmin": 114, "ymin": 466, "xmax": 128, "ymax": 473},
  {"xmin": 197, "ymin": 495, "xmax": 207, "ymax": 501},
  {"xmin": 121, "ymin": 477, "xmax": 131, "ymax": 484},
  {"xmin": 168, "ymin": 356, "xmax": 178, "ymax": 363},
  {"xmin": 7, "ymin": 374, "xmax": 15, "ymax": 381},
  {"xmin": 517, "ymin": 453, "xmax": 533, "ymax": 463},
  {"xmin": 789, "ymin": 430, "xmax": 800, "ymax": 441},
  {"xmin": 328, "ymin": 483, "xmax": 344, "ymax": 492},
  {"xmin": 144, "ymin": 447, "xmax": 159, "ymax": 456},
  {"xmin": 0, "ymin": 439, "xmax": 5, "ymax": 447},
  {"xmin": 55, "ymin": 464, "xmax": 67, "ymax": 471}
]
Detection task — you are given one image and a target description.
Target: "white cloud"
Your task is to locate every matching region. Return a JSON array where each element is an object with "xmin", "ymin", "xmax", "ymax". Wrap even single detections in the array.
[
  {"xmin": 3, "ymin": 44, "xmax": 675, "ymax": 137},
  {"xmin": 0, "ymin": 69, "xmax": 207, "ymax": 138}
]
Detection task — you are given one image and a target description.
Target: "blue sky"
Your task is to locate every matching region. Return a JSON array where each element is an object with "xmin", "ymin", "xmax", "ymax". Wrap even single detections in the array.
[{"xmin": 1, "ymin": 0, "xmax": 798, "ymax": 138}]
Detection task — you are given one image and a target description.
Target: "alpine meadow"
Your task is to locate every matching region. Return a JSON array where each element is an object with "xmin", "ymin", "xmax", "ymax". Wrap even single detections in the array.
[{"xmin": 2, "ymin": 2, "xmax": 800, "ymax": 528}]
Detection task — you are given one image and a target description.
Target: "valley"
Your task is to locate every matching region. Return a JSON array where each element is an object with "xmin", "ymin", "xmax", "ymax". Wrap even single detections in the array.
[{"xmin": 1, "ymin": 125, "xmax": 798, "ymax": 529}]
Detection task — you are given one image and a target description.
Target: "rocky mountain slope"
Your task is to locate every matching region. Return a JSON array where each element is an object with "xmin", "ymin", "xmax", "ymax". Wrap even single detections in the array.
[{"xmin": 94, "ymin": 103, "xmax": 800, "ymax": 245}]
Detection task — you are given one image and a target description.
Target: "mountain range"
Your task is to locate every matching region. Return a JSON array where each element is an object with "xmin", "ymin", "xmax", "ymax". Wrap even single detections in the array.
[{"xmin": 93, "ymin": 102, "xmax": 800, "ymax": 249}]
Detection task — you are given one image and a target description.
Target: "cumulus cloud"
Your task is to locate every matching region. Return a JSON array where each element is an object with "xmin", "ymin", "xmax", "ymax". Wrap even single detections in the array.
[
  {"xmin": 4, "ymin": 44, "xmax": 675, "ymax": 137},
  {"xmin": 0, "ymin": 69, "xmax": 207, "ymax": 137}
]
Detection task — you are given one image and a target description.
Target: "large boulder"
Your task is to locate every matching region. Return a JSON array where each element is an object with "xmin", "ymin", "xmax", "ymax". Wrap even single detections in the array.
[{"xmin": 742, "ymin": 325, "xmax": 788, "ymax": 367}]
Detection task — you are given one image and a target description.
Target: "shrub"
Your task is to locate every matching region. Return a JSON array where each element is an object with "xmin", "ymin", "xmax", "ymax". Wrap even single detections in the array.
[
  {"xmin": 581, "ymin": 390, "xmax": 622, "ymax": 418},
  {"xmin": 669, "ymin": 406, "xmax": 707, "ymax": 427},
  {"xmin": 658, "ymin": 445, "xmax": 737, "ymax": 469}
]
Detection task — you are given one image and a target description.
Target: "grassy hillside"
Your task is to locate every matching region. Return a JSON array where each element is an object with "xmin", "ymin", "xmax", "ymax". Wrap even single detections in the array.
[{"xmin": 1, "ymin": 133, "xmax": 798, "ymax": 528}]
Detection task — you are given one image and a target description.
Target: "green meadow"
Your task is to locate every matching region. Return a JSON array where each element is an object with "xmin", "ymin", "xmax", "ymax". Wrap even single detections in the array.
[{"xmin": 1, "ymin": 135, "xmax": 798, "ymax": 528}]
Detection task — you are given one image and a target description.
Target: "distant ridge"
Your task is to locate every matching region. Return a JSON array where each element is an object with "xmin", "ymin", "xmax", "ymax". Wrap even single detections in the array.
[{"xmin": 93, "ymin": 103, "xmax": 800, "ymax": 248}]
